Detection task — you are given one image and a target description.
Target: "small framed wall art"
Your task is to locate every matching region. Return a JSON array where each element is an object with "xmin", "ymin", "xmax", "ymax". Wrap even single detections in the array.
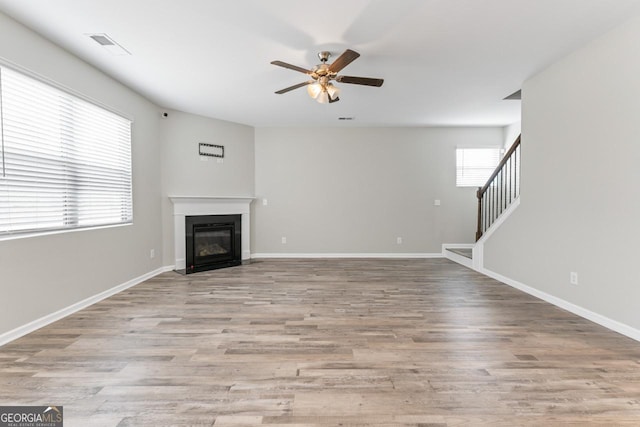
[{"xmin": 199, "ymin": 143, "xmax": 224, "ymax": 158}]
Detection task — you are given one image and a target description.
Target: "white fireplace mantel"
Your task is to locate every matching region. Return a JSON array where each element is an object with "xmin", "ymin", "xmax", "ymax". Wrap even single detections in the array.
[{"xmin": 170, "ymin": 196, "xmax": 254, "ymax": 269}]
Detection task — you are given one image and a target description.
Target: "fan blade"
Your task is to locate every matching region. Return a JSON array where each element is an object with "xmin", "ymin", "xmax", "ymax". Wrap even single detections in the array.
[
  {"xmin": 271, "ymin": 60, "xmax": 312, "ymax": 74},
  {"xmin": 328, "ymin": 49, "xmax": 360, "ymax": 73},
  {"xmin": 275, "ymin": 81, "xmax": 313, "ymax": 94},
  {"xmin": 329, "ymin": 96, "xmax": 340, "ymax": 104},
  {"xmin": 336, "ymin": 75, "xmax": 384, "ymax": 87}
]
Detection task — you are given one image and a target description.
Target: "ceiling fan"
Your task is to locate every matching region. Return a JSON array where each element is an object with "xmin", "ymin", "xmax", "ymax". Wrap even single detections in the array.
[{"xmin": 271, "ymin": 49, "xmax": 384, "ymax": 104}]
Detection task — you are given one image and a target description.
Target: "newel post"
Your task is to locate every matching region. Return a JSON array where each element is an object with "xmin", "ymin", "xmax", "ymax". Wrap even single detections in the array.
[{"xmin": 476, "ymin": 187, "xmax": 483, "ymax": 241}]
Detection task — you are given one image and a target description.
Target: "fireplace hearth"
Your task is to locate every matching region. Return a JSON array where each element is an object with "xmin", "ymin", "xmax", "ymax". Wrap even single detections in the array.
[{"xmin": 185, "ymin": 214, "xmax": 241, "ymax": 273}]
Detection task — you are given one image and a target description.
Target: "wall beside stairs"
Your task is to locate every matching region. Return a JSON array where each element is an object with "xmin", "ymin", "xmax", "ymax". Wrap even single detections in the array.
[
  {"xmin": 482, "ymin": 13, "xmax": 640, "ymax": 333},
  {"xmin": 503, "ymin": 122, "xmax": 521, "ymax": 150}
]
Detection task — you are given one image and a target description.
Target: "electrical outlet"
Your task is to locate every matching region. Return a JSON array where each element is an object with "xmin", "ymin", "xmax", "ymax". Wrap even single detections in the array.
[
  {"xmin": 570, "ymin": 272, "xmax": 578, "ymax": 285},
  {"xmin": 281, "ymin": 237, "xmax": 287, "ymax": 244},
  {"xmin": 396, "ymin": 237, "xmax": 402, "ymax": 244},
  {"xmin": 150, "ymin": 249, "xmax": 155, "ymax": 259},
  {"xmin": 434, "ymin": 199, "xmax": 441, "ymax": 206},
  {"xmin": 262, "ymin": 198, "xmax": 268, "ymax": 206}
]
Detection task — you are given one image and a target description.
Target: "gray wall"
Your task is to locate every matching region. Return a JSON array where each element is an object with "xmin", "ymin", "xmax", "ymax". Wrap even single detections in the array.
[
  {"xmin": 253, "ymin": 127, "xmax": 502, "ymax": 255},
  {"xmin": 0, "ymin": 13, "xmax": 163, "ymax": 335},
  {"xmin": 484, "ymin": 14, "xmax": 640, "ymax": 330},
  {"xmin": 159, "ymin": 110, "xmax": 255, "ymax": 266}
]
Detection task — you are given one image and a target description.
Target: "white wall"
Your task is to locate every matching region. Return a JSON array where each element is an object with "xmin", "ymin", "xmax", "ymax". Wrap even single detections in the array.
[
  {"xmin": 503, "ymin": 121, "xmax": 521, "ymax": 150},
  {"xmin": 253, "ymin": 126, "xmax": 502, "ymax": 255},
  {"xmin": 159, "ymin": 110, "xmax": 255, "ymax": 266},
  {"xmin": 484, "ymin": 14, "xmax": 640, "ymax": 330},
  {"xmin": 0, "ymin": 13, "xmax": 163, "ymax": 335}
]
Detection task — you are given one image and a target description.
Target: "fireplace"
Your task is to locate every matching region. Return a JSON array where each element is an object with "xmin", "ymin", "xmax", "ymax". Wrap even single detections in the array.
[
  {"xmin": 185, "ymin": 214, "xmax": 241, "ymax": 273},
  {"xmin": 170, "ymin": 196, "xmax": 253, "ymax": 270}
]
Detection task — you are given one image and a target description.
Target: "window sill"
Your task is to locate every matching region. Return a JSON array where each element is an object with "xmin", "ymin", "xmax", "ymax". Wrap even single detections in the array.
[{"xmin": 0, "ymin": 222, "xmax": 133, "ymax": 242}]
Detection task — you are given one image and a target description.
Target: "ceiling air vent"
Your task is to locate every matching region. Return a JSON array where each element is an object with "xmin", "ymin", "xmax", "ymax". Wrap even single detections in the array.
[
  {"xmin": 89, "ymin": 34, "xmax": 114, "ymax": 46},
  {"xmin": 87, "ymin": 33, "xmax": 131, "ymax": 55}
]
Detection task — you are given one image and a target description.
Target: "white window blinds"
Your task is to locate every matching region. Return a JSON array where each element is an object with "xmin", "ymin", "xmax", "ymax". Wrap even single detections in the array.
[
  {"xmin": 456, "ymin": 147, "xmax": 501, "ymax": 187},
  {"xmin": 0, "ymin": 66, "xmax": 132, "ymax": 236}
]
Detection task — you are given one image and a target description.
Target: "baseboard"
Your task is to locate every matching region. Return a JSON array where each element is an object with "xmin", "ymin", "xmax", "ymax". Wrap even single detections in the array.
[
  {"xmin": 442, "ymin": 243, "xmax": 475, "ymax": 250},
  {"xmin": 472, "ymin": 194, "xmax": 640, "ymax": 342},
  {"xmin": 0, "ymin": 265, "xmax": 173, "ymax": 347},
  {"xmin": 443, "ymin": 252, "xmax": 473, "ymax": 269},
  {"xmin": 481, "ymin": 267, "xmax": 640, "ymax": 343},
  {"xmin": 251, "ymin": 253, "xmax": 443, "ymax": 259},
  {"xmin": 444, "ymin": 252, "xmax": 472, "ymax": 269}
]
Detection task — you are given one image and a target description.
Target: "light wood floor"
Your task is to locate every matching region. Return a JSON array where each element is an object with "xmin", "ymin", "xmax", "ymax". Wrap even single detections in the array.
[{"xmin": 1, "ymin": 259, "xmax": 640, "ymax": 426}]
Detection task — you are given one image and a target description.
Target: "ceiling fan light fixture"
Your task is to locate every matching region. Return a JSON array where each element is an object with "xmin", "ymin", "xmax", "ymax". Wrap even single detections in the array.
[
  {"xmin": 317, "ymin": 90, "xmax": 330, "ymax": 104},
  {"xmin": 307, "ymin": 82, "xmax": 322, "ymax": 99},
  {"xmin": 271, "ymin": 49, "xmax": 383, "ymax": 104},
  {"xmin": 326, "ymin": 83, "xmax": 340, "ymax": 101}
]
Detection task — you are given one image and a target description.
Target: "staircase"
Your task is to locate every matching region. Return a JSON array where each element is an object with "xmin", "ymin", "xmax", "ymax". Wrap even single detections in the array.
[
  {"xmin": 445, "ymin": 134, "xmax": 521, "ymax": 268},
  {"xmin": 476, "ymin": 135, "xmax": 521, "ymax": 240}
]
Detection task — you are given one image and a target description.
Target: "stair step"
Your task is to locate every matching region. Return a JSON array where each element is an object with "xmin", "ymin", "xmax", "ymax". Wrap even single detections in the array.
[{"xmin": 446, "ymin": 248, "xmax": 472, "ymax": 259}]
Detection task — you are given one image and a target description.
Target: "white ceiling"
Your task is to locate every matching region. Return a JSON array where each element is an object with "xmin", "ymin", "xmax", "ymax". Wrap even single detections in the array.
[{"xmin": 0, "ymin": 0, "xmax": 639, "ymax": 127}]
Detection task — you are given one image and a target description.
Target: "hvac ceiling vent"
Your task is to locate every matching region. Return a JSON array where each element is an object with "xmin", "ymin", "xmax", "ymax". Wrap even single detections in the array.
[
  {"xmin": 87, "ymin": 33, "xmax": 131, "ymax": 55},
  {"xmin": 503, "ymin": 90, "xmax": 521, "ymax": 100}
]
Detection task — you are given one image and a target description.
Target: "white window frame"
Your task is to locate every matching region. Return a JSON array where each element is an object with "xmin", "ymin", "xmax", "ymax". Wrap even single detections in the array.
[
  {"xmin": 0, "ymin": 62, "xmax": 133, "ymax": 240},
  {"xmin": 456, "ymin": 146, "xmax": 502, "ymax": 187}
]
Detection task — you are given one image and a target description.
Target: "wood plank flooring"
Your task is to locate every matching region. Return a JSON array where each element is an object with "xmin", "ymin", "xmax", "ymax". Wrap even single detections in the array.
[{"xmin": 1, "ymin": 258, "xmax": 640, "ymax": 426}]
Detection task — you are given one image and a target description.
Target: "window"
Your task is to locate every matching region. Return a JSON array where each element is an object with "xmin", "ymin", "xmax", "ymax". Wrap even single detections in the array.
[
  {"xmin": 0, "ymin": 65, "xmax": 132, "ymax": 237},
  {"xmin": 456, "ymin": 147, "xmax": 501, "ymax": 187}
]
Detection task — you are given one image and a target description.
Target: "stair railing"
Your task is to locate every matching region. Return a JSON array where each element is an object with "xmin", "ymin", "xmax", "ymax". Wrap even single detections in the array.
[{"xmin": 476, "ymin": 135, "xmax": 521, "ymax": 240}]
